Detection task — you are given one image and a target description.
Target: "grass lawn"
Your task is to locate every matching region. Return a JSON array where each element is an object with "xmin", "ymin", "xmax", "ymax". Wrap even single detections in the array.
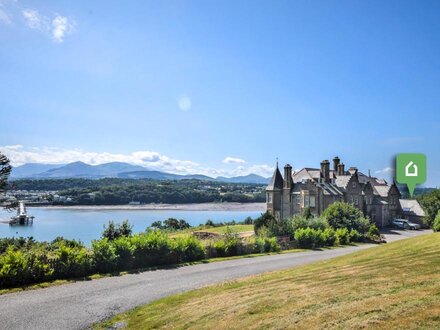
[
  {"xmin": 96, "ymin": 233, "xmax": 440, "ymax": 329},
  {"xmin": 194, "ymin": 224, "xmax": 254, "ymax": 234}
]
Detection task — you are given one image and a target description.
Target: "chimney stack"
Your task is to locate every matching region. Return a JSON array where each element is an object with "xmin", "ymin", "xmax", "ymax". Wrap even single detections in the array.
[
  {"xmin": 283, "ymin": 164, "xmax": 293, "ymax": 189},
  {"xmin": 333, "ymin": 156, "xmax": 340, "ymax": 172},
  {"xmin": 337, "ymin": 163, "xmax": 345, "ymax": 176},
  {"xmin": 320, "ymin": 160, "xmax": 330, "ymax": 183}
]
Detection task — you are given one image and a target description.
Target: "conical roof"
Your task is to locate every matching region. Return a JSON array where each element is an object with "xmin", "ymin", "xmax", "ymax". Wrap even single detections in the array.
[{"xmin": 266, "ymin": 166, "xmax": 283, "ymax": 190}]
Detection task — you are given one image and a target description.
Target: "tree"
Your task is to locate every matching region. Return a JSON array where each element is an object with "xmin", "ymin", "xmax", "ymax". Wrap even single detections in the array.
[
  {"xmin": 418, "ymin": 190, "xmax": 440, "ymax": 228},
  {"xmin": 433, "ymin": 210, "xmax": 440, "ymax": 232},
  {"xmin": 302, "ymin": 207, "xmax": 313, "ymax": 219},
  {"xmin": 322, "ymin": 202, "xmax": 369, "ymax": 233},
  {"xmin": 0, "ymin": 152, "xmax": 14, "ymax": 210}
]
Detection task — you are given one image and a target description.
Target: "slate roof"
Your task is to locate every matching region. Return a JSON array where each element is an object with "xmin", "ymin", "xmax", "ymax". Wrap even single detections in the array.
[
  {"xmin": 315, "ymin": 182, "xmax": 344, "ymax": 196},
  {"xmin": 266, "ymin": 166, "xmax": 283, "ymax": 190},
  {"xmin": 373, "ymin": 185, "xmax": 391, "ymax": 197},
  {"xmin": 292, "ymin": 168, "xmax": 320, "ymax": 182},
  {"xmin": 399, "ymin": 199, "xmax": 425, "ymax": 217},
  {"xmin": 334, "ymin": 175, "xmax": 351, "ymax": 189}
]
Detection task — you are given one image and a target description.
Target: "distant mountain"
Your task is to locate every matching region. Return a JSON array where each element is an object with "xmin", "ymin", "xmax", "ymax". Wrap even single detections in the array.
[
  {"xmin": 11, "ymin": 163, "xmax": 64, "ymax": 179},
  {"xmin": 216, "ymin": 174, "xmax": 270, "ymax": 184},
  {"xmin": 10, "ymin": 161, "xmax": 270, "ymax": 184}
]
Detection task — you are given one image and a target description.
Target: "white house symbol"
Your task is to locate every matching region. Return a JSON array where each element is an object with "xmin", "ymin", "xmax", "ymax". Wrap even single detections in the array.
[{"xmin": 405, "ymin": 161, "xmax": 418, "ymax": 177}]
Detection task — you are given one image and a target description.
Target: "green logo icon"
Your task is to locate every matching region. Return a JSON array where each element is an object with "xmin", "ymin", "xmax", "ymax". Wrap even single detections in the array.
[{"xmin": 396, "ymin": 153, "xmax": 426, "ymax": 197}]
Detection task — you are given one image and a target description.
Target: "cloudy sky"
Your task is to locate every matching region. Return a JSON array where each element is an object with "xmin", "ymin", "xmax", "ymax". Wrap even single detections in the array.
[{"xmin": 1, "ymin": 0, "xmax": 439, "ymax": 184}]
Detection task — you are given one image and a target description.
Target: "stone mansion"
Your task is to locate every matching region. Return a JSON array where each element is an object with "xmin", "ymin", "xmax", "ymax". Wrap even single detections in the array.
[{"xmin": 266, "ymin": 156, "xmax": 425, "ymax": 228}]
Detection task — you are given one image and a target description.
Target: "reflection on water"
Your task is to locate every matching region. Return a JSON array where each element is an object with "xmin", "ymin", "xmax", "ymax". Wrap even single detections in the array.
[{"xmin": 0, "ymin": 207, "xmax": 263, "ymax": 245}]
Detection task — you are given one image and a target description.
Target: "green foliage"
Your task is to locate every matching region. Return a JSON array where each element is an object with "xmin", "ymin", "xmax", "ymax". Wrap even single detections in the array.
[
  {"xmin": 335, "ymin": 228, "xmax": 350, "ymax": 245},
  {"xmin": 368, "ymin": 224, "xmax": 381, "ymax": 240},
  {"xmin": 322, "ymin": 202, "xmax": 370, "ymax": 233},
  {"xmin": 349, "ymin": 229, "xmax": 363, "ymax": 242},
  {"xmin": 418, "ymin": 189, "xmax": 440, "ymax": 227},
  {"xmin": 102, "ymin": 220, "xmax": 133, "ymax": 240},
  {"xmin": 433, "ymin": 211, "xmax": 440, "ymax": 232},
  {"xmin": 294, "ymin": 228, "xmax": 326, "ymax": 249},
  {"xmin": 0, "ymin": 152, "xmax": 11, "ymax": 194},
  {"xmin": 243, "ymin": 216, "xmax": 254, "ymax": 225},
  {"xmin": 322, "ymin": 228, "xmax": 337, "ymax": 246},
  {"xmin": 287, "ymin": 215, "xmax": 328, "ymax": 236},
  {"xmin": 91, "ymin": 239, "xmax": 119, "ymax": 273},
  {"xmin": 11, "ymin": 178, "xmax": 266, "ymax": 205},
  {"xmin": 131, "ymin": 231, "xmax": 174, "ymax": 267},
  {"xmin": 254, "ymin": 212, "xmax": 289, "ymax": 236},
  {"xmin": 302, "ymin": 206, "xmax": 313, "ymax": 219},
  {"xmin": 253, "ymin": 236, "xmax": 281, "ymax": 253},
  {"xmin": 52, "ymin": 243, "xmax": 91, "ymax": 278},
  {"xmin": 174, "ymin": 236, "xmax": 205, "ymax": 262}
]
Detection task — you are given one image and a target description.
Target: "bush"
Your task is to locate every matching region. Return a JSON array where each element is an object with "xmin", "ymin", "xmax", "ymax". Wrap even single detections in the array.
[
  {"xmin": 322, "ymin": 228, "xmax": 336, "ymax": 246},
  {"xmin": 102, "ymin": 220, "xmax": 133, "ymax": 241},
  {"xmin": 243, "ymin": 216, "xmax": 253, "ymax": 225},
  {"xmin": 367, "ymin": 224, "xmax": 381, "ymax": 240},
  {"xmin": 112, "ymin": 237, "xmax": 135, "ymax": 269},
  {"xmin": 322, "ymin": 202, "xmax": 370, "ymax": 233},
  {"xmin": 432, "ymin": 210, "xmax": 440, "ymax": 232},
  {"xmin": 294, "ymin": 228, "xmax": 325, "ymax": 249},
  {"xmin": 335, "ymin": 228, "xmax": 350, "ymax": 245},
  {"xmin": 253, "ymin": 236, "xmax": 280, "ymax": 253},
  {"xmin": 52, "ymin": 243, "xmax": 91, "ymax": 278},
  {"xmin": 349, "ymin": 229, "xmax": 363, "ymax": 242},
  {"xmin": 174, "ymin": 235, "xmax": 205, "ymax": 262},
  {"xmin": 91, "ymin": 239, "xmax": 119, "ymax": 273},
  {"xmin": 131, "ymin": 231, "xmax": 173, "ymax": 268}
]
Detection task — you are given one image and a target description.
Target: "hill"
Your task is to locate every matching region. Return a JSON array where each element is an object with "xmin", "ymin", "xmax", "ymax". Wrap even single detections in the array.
[
  {"xmin": 10, "ymin": 162, "xmax": 270, "ymax": 184},
  {"xmin": 98, "ymin": 233, "xmax": 440, "ymax": 329}
]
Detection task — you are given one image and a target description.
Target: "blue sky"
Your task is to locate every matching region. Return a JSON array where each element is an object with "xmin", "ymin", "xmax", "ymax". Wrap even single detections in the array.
[{"xmin": 1, "ymin": 0, "xmax": 439, "ymax": 185}]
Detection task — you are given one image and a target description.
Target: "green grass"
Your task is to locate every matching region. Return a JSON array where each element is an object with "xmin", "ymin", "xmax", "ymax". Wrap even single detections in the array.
[
  {"xmin": 194, "ymin": 224, "xmax": 254, "ymax": 234},
  {"xmin": 95, "ymin": 233, "xmax": 440, "ymax": 330}
]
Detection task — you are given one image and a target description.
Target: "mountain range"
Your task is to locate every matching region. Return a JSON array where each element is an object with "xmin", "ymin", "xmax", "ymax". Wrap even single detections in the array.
[{"xmin": 10, "ymin": 162, "xmax": 270, "ymax": 184}]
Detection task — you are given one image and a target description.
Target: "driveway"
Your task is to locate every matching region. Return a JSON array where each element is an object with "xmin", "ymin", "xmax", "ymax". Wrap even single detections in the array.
[{"xmin": 0, "ymin": 229, "xmax": 431, "ymax": 330}]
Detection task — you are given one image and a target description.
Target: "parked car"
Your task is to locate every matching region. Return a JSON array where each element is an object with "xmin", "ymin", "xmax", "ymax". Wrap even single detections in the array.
[{"xmin": 392, "ymin": 219, "xmax": 421, "ymax": 230}]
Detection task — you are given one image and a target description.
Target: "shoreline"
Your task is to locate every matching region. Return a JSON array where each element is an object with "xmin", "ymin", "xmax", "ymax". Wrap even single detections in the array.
[{"xmin": 28, "ymin": 202, "xmax": 266, "ymax": 212}]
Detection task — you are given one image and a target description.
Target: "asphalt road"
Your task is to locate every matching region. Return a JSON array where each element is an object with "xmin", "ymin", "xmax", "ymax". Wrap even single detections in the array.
[{"xmin": 0, "ymin": 229, "xmax": 431, "ymax": 330}]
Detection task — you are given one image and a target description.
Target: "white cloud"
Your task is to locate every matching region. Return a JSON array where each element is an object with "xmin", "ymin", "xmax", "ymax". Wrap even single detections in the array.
[
  {"xmin": 177, "ymin": 96, "xmax": 192, "ymax": 111},
  {"xmin": 51, "ymin": 15, "xmax": 74, "ymax": 43},
  {"xmin": 0, "ymin": 145, "xmax": 274, "ymax": 178},
  {"xmin": 222, "ymin": 157, "xmax": 245, "ymax": 164},
  {"xmin": 375, "ymin": 167, "xmax": 394, "ymax": 174},
  {"xmin": 22, "ymin": 9, "xmax": 44, "ymax": 29},
  {"xmin": 0, "ymin": 9, "xmax": 11, "ymax": 24}
]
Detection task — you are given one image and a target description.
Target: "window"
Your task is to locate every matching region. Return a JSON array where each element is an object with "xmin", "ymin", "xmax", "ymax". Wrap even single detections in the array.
[
  {"xmin": 310, "ymin": 196, "xmax": 316, "ymax": 207},
  {"xmin": 354, "ymin": 196, "xmax": 359, "ymax": 205},
  {"xmin": 304, "ymin": 195, "xmax": 310, "ymax": 207},
  {"xmin": 352, "ymin": 182, "xmax": 357, "ymax": 188},
  {"xmin": 296, "ymin": 195, "xmax": 301, "ymax": 205},
  {"xmin": 268, "ymin": 193, "xmax": 273, "ymax": 203}
]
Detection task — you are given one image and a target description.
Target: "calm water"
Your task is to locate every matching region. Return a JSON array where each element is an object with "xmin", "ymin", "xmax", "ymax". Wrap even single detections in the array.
[{"xmin": 0, "ymin": 207, "xmax": 263, "ymax": 245}]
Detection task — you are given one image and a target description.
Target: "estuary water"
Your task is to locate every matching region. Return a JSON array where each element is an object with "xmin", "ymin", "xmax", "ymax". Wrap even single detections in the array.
[{"xmin": 0, "ymin": 205, "xmax": 264, "ymax": 245}]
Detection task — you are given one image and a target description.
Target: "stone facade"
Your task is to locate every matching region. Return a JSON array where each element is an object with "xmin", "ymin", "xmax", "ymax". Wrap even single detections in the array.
[{"xmin": 266, "ymin": 156, "xmax": 420, "ymax": 228}]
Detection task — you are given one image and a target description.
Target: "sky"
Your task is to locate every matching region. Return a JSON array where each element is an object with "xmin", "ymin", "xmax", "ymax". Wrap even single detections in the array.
[{"xmin": 0, "ymin": 0, "xmax": 439, "ymax": 185}]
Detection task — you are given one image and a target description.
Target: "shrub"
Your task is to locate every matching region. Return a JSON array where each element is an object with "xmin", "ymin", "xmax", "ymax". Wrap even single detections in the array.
[
  {"xmin": 174, "ymin": 235, "xmax": 205, "ymax": 262},
  {"xmin": 131, "ymin": 231, "xmax": 173, "ymax": 268},
  {"xmin": 349, "ymin": 229, "xmax": 363, "ymax": 242},
  {"xmin": 243, "ymin": 216, "xmax": 254, "ymax": 225},
  {"xmin": 367, "ymin": 224, "xmax": 381, "ymax": 240},
  {"xmin": 335, "ymin": 228, "xmax": 350, "ymax": 245},
  {"xmin": 91, "ymin": 239, "xmax": 119, "ymax": 273},
  {"xmin": 112, "ymin": 237, "xmax": 135, "ymax": 269},
  {"xmin": 322, "ymin": 202, "xmax": 370, "ymax": 233},
  {"xmin": 52, "ymin": 243, "xmax": 91, "ymax": 278},
  {"xmin": 253, "ymin": 236, "xmax": 280, "ymax": 253},
  {"xmin": 205, "ymin": 219, "xmax": 215, "ymax": 227},
  {"xmin": 322, "ymin": 228, "xmax": 336, "ymax": 246},
  {"xmin": 0, "ymin": 248, "xmax": 31, "ymax": 287},
  {"xmin": 433, "ymin": 210, "xmax": 440, "ymax": 232},
  {"xmin": 294, "ymin": 228, "xmax": 325, "ymax": 249},
  {"xmin": 102, "ymin": 220, "xmax": 133, "ymax": 241},
  {"xmin": 287, "ymin": 215, "xmax": 309, "ymax": 233}
]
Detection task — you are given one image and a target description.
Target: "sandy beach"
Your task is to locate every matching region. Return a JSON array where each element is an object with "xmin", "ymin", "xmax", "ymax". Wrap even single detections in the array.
[{"xmin": 29, "ymin": 202, "xmax": 266, "ymax": 212}]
